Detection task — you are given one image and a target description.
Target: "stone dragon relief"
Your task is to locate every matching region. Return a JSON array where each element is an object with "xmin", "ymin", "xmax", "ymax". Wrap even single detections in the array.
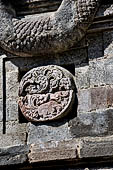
[
  {"xmin": 0, "ymin": 0, "xmax": 101, "ymax": 57},
  {"xmin": 18, "ymin": 65, "xmax": 76, "ymax": 122}
]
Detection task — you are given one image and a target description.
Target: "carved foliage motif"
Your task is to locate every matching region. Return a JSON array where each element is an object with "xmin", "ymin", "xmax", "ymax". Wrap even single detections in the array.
[{"xmin": 18, "ymin": 65, "xmax": 75, "ymax": 122}]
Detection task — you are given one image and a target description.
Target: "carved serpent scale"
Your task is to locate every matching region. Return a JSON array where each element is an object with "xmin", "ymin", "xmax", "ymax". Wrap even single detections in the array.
[{"xmin": 0, "ymin": 0, "xmax": 101, "ymax": 57}]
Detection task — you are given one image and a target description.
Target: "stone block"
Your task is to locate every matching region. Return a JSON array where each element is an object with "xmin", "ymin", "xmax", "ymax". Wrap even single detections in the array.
[
  {"xmin": 0, "ymin": 121, "xmax": 28, "ymax": 147},
  {"xmin": 6, "ymin": 71, "xmax": 19, "ymax": 100},
  {"xmin": 6, "ymin": 121, "xmax": 27, "ymax": 134},
  {"xmin": 77, "ymin": 89, "xmax": 91, "ymax": 113},
  {"xmin": 28, "ymin": 135, "xmax": 113, "ymax": 164},
  {"xmin": 28, "ymin": 139, "xmax": 79, "ymax": 163},
  {"xmin": 0, "ymin": 134, "xmax": 26, "ymax": 147},
  {"xmin": 69, "ymin": 109, "xmax": 110, "ymax": 138},
  {"xmin": 90, "ymin": 87, "xmax": 107, "ymax": 110},
  {"xmin": 5, "ymin": 60, "xmax": 18, "ymax": 73},
  {"xmin": 6, "ymin": 99, "xmax": 18, "ymax": 121},
  {"xmin": 0, "ymin": 145, "xmax": 29, "ymax": 166},
  {"xmin": 87, "ymin": 33, "xmax": 103, "ymax": 59},
  {"xmin": 104, "ymin": 58, "xmax": 113, "ymax": 85},
  {"xmin": 0, "ymin": 154, "xmax": 27, "ymax": 167},
  {"xmin": 106, "ymin": 86, "xmax": 113, "ymax": 107},
  {"xmin": 75, "ymin": 66, "xmax": 90, "ymax": 89},
  {"xmin": 27, "ymin": 121, "xmax": 71, "ymax": 145},
  {"xmin": 80, "ymin": 136, "xmax": 113, "ymax": 159},
  {"xmin": 89, "ymin": 60, "xmax": 106, "ymax": 87}
]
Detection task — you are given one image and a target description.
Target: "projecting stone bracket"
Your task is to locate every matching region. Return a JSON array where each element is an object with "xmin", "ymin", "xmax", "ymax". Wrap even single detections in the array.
[
  {"xmin": 28, "ymin": 135, "xmax": 113, "ymax": 166},
  {"xmin": 1, "ymin": 136, "xmax": 113, "ymax": 168}
]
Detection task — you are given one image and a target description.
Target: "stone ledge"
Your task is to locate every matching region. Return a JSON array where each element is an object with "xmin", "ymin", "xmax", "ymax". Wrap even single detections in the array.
[
  {"xmin": 28, "ymin": 136, "xmax": 113, "ymax": 164},
  {"xmin": 0, "ymin": 145, "xmax": 29, "ymax": 167},
  {"xmin": 1, "ymin": 136, "xmax": 113, "ymax": 167},
  {"xmin": 80, "ymin": 136, "xmax": 113, "ymax": 158},
  {"xmin": 28, "ymin": 140, "xmax": 79, "ymax": 163}
]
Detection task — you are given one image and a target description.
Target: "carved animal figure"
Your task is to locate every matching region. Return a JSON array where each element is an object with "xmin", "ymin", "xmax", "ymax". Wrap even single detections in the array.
[{"xmin": 0, "ymin": 0, "xmax": 101, "ymax": 57}]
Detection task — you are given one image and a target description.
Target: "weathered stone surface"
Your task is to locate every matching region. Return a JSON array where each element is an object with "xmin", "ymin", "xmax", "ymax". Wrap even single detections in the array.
[
  {"xmin": 90, "ymin": 87, "xmax": 107, "ymax": 110},
  {"xmin": 87, "ymin": 33, "xmax": 103, "ymax": 60},
  {"xmin": 75, "ymin": 66, "xmax": 90, "ymax": 89},
  {"xmin": 5, "ymin": 61, "xmax": 18, "ymax": 73},
  {"xmin": 12, "ymin": 0, "xmax": 62, "ymax": 16},
  {"xmin": 6, "ymin": 121, "xmax": 27, "ymax": 134},
  {"xmin": 7, "ymin": 48, "xmax": 87, "ymax": 68},
  {"xmin": 28, "ymin": 140, "xmax": 79, "ymax": 163},
  {"xmin": 0, "ymin": 0, "xmax": 101, "ymax": 57},
  {"xmin": 69, "ymin": 109, "xmax": 113, "ymax": 138},
  {"xmin": 103, "ymin": 31, "xmax": 113, "ymax": 58},
  {"xmin": 78, "ymin": 86, "xmax": 113, "ymax": 112},
  {"xmin": 6, "ymin": 99, "xmax": 18, "ymax": 121},
  {"xmin": 88, "ymin": 58, "xmax": 113, "ymax": 87},
  {"xmin": 106, "ymin": 86, "xmax": 113, "ymax": 107},
  {"xmin": 89, "ymin": 60, "xmax": 106, "ymax": 87},
  {"xmin": 104, "ymin": 58, "xmax": 113, "ymax": 85},
  {"xmin": 6, "ymin": 71, "xmax": 19, "ymax": 100},
  {"xmin": 80, "ymin": 136, "xmax": 113, "ymax": 158},
  {"xmin": 0, "ymin": 121, "xmax": 28, "ymax": 147},
  {"xmin": 88, "ymin": 57, "xmax": 113, "ymax": 88},
  {"xmin": 0, "ymin": 2, "xmax": 113, "ymax": 169},
  {"xmin": 0, "ymin": 134, "xmax": 26, "ymax": 147},
  {"xmin": 0, "ymin": 145, "xmax": 29, "ymax": 166},
  {"xmin": 19, "ymin": 65, "xmax": 76, "ymax": 122},
  {"xmin": 77, "ymin": 89, "xmax": 91, "ymax": 113},
  {"xmin": 27, "ymin": 121, "xmax": 71, "ymax": 145},
  {"xmin": 28, "ymin": 135, "xmax": 113, "ymax": 164},
  {"xmin": 58, "ymin": 48, "xmax": 88, "ymax": 67}
]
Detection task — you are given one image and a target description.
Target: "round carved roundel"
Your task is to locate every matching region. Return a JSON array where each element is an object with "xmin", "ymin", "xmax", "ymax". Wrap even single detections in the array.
[{"xmin": 18, "ymin": 65, "xmax": 75, "ymax": 122}]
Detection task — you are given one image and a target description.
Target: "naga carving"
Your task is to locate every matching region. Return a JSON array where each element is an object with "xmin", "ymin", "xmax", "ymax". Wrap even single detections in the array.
[
  {"xmin": 18, "ymin": 65, "xmax": 75, "ymax": 122},
  {"xmin": 0, "ymin": 0, "xmax": 101, "ymax": 57}
]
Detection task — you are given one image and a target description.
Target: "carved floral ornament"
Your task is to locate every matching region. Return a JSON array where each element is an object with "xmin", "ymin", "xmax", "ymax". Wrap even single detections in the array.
[
  {"xmin": 0, "ymin": 0, "xmax": 101, "ymax": 57},
  {"xmin": 18, "ymin": 65, "xmax": 76, "ymax": 122}
]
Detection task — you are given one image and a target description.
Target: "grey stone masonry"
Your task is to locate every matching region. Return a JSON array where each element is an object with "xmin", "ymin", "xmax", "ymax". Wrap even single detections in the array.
[{"xmin": 1, "ymin": 2, "xmax": 113, "ymax": 170}]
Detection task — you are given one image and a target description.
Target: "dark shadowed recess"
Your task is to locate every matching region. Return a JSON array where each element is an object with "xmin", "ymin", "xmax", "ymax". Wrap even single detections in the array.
[
  {"xmin": 9, "ymin": 0, "xmax": 62, "ymax": 16},
  {"xmin": 102, "ymin": 0, "xmax": 113, "ymax": 5},
  {"xmin": 1, "ymin": 157, "xmax": 113, "ymax": 170}
]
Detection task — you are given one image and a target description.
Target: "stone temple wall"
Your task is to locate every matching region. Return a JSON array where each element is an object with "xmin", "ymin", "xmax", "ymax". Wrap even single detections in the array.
[{"xmin": 0, "ymin": 1, "xmax": 113, "ymax": 169}]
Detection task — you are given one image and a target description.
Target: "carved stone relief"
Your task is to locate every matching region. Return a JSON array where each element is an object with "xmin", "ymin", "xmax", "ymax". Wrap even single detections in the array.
[
  {"xmin": 18, "ymin": 65, "xmax": 75, "ymax": 122},
  {"xmin": 0, "ymin": 0, "xmax": 101, "ymax": 57}
]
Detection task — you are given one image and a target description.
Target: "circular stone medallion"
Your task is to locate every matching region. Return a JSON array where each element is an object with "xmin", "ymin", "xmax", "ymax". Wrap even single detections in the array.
[{"xmin": 18, "ymin": 65, "xmax": 76, "ymax": 122}]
